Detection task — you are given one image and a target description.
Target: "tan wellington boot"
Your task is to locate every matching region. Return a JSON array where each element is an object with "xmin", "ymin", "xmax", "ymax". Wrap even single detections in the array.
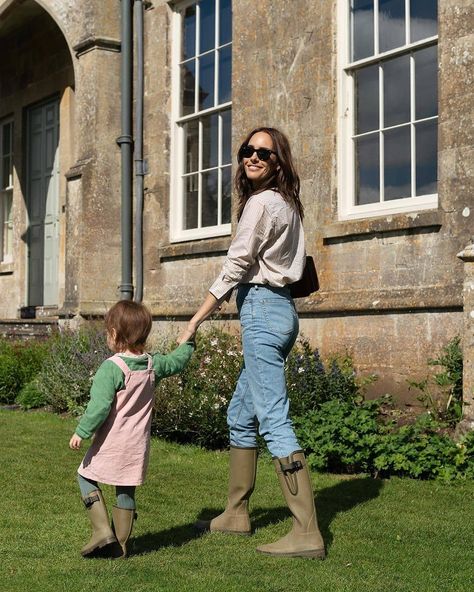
[
  {"xmin": 196, "ymin": 446, "xmax": 257, "ymax": 535},
  {"xmin": 111, "ymin": 506, "xmax": 137, "ymax": 558},
  {"xmin": 81, "ymin": 490, "xmax": 118, "ymax": 558},
  {"xmin": 256, "ymin": 451, "xmax": 326, "ymax": 559}
]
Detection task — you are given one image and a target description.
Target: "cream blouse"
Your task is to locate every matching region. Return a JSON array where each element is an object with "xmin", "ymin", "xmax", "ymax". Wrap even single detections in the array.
[{"xmin": 209, "ymin": 189, "xmax": 305, "ymax": 300}]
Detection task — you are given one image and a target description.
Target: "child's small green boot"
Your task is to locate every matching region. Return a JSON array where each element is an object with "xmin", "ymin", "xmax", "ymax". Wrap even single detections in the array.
[
  {"xmin": 111, "ymin": 506, "xmax": 136, "ymax": 558},
  {"xmin": 81, "ymin": 490, "xmax": 118, "ymax": 558}
]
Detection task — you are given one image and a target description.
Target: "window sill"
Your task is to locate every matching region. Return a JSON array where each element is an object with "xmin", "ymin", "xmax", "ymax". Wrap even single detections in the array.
[
  {"xmin": 322, "ymin": 210, "xmax": 443, "ymax": 243},
  {"xmin": 0, "ymin": 261, "xmax": 14, "ymax": 275},
  {"xmin": 159, "ymin": 235, "xmax": 232, "ymax": 261}
]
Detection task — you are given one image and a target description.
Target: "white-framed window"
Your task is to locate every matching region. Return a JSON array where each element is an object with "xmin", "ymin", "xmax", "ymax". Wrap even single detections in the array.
[
  {"xmin": 0, "ymin": 119, "xmax": 13, "ymax": 263},
  {"xmin": 170, "ymin": 0, "xmax": 232, "ymax": 242},
  {"xmin": 338, "ymin": 0, "xmax": 438, "ymax": 220}
]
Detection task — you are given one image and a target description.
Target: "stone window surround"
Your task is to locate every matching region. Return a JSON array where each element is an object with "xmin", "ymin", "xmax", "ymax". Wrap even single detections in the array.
[
  {"xmin": 0, "ymin": 116, "xmax": 14, "ymax": 271},
  {"xmin": 337, "ymin": 0, "xmax": 439, "ymax": 221},
  {"xmin": 169, "ymin": 0, "xmax": 233, "ymax": 243}
]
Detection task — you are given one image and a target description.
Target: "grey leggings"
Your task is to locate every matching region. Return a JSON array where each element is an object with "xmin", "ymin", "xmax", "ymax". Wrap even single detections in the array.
[{"xmin": 78, "ymin": 473, "xmax": 136, "ymax": 510}]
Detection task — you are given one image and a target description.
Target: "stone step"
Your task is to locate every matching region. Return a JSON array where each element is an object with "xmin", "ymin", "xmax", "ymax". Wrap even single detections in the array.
[{"xmin": 0, "ymin": 319, "xmax": 58, "ymax": 340}]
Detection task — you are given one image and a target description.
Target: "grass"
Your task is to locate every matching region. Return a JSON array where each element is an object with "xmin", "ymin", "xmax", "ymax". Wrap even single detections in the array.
[{"xmin": 1, "ymin": 411, "xmax": 474, "ymax": 592}]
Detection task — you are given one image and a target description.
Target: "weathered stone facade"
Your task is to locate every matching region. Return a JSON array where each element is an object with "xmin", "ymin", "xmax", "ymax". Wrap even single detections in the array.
[{"xmin": 0, "ymin": 0, "xmax": 473, "ymax": 402}]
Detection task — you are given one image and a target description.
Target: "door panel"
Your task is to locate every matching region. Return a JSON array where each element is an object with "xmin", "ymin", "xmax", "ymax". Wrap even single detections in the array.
[{"xmin": 27, "ymin": 98, "xmax": 60, "ymax": 306}]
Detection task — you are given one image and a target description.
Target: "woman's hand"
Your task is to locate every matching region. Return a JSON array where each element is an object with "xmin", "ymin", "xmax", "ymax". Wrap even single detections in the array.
[
  {"xmin": 177, "ymin": 292, "xmax": 227, "ymax": 345},
  {"xmin": 69, "ymin": 434, "xmax": 83, "ymax": 450},
  {"xmin": 177, "ymin": 321, "xmax": 198, "ymax": 344}
]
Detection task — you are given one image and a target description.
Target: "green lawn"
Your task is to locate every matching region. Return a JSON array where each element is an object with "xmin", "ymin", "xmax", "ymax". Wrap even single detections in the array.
[{"xmin": 1, "ymin": 411, "xmax": 474, "ymax": 592}]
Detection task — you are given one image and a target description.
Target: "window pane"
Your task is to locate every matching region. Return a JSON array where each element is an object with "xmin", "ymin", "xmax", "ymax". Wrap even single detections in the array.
[
  {"xmin": 185, "ymin": 120, "xmax": 199, "ymax": 173},
  {"xmin": 416, "ymin": 120, "xmax": 437, "ymax": 196},
  {"xmin": 218, "ymin": 45, "xmax": 232, "ymax": 104},
  {"xmin": 202, "ymin": 113, "xmax": 219, "ymax": 169},
  {"xmin": 222, "ymin": 109, "xmax": 232, "ymax": 165},
  {"xmin": 355, "ymin": 65, "xmax": 379, "ymax": 133},
  {"xmin": 2, "ymin": 157, "xmax": 10, "ymax": 190},
  {"xmin": 202, "ymin": 169, "xmax": 218, "ymax": 227},
  {"xmin": 355, "ymin": 133, "xmax": 379, "ymax": 205},
  {"xmin": 184, "ymin": 174, "xmax": 199, "ymax": 230},
  {"xmin": 221, "ymin": 166, "xmax": 232, "ymax": 224},
  {"xmin": 2, "ymin": 123, "xmax": 11, "ymax": 155},
  {"xmin": 219, "ymin": 0, "xmax": 232, "ymax": 46},
  {"xmin": 410, "ymin": 0, "xmax": 437, "ymax": 43},
  {"xmin": 415, "ymin": 45, "xmax": 437, "ymax": 120},
  {"xmin": 181, "ymin": 61, "xmax": 196, "ymax": 116},
  {"xmin": 182, "ymin": 5, "xmax": 196, "ymax": 60},
  {"xmin": 199, "ymin": 0, "xmax": 215, "ymax": 54},
  {"xmin": 199, "ymin": 53, "xmax": 215, "ymax": 110},
  {"xmin": 3, "ymin": 191, "xmax": 13, "ymax": 260},
  {"xmin": 351, "ymin": 0, "xmax": 374, "ymax": 61},
  {"xmin": 384, "ymin": 125, "xmax": 411, "ymax": 200},
  {"xmin": 379, "ymin": 0, "xmax": 405, "ymax": 53},
  {"xmin": 383, "ymin": 54, "xmax": 410, "ymax": 127}
]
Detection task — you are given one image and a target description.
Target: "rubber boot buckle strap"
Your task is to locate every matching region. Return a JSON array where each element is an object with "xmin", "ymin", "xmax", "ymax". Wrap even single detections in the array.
[
  {"xmin": 83, "ymin": 493, "xmax": 100, "ymax": 508},
  {"xmin": 280, "ymin": 460, "xmax": 303, "ymax": 474}
]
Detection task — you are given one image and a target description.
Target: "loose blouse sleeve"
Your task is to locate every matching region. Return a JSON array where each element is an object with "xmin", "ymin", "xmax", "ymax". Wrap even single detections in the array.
[{"xmin": 209, "ymin": 199, "xmax": 273, "ymax": 299}]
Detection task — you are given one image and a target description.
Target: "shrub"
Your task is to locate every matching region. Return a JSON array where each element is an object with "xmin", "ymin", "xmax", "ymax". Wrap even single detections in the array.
[
  {"xmin": 373, "ymin": 414, "xmax": 462, "ymax": 480},
  {"xmin": 152, "ymin": 327, "xmax": 242, "ymax": 449},
  {"xmin": 294, "ymin": 397, "xmax": 391, "ymax": 474},
  {"xmin": 152, "ymin": 331, "xmax": 368, "ymax": 450},
  {"xmin": 408, "ymin": 336, "xmax": 463, "ymax": 426},
  {"xmin": 34, "ymin": 325, "xmax": 109, "ymax": 415},
  {"xmin": 0, "ymin": 339, "xmax": 51, "ymax": 405},
  {"xmin": 16, "ymin": 379, "xmax": 47, "ymax": 410},
  {"xmin": 295, "ymin": 395, "xmax": 474, "ymax": 481},
  {"xmin": 286, "ymin": 338, "xmax": 376, "ymax": 416}
]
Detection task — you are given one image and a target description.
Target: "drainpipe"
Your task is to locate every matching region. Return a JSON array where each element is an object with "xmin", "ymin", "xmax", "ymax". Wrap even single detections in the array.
[
  {"xmin": 117, "ymin": 0, "xmax": 134, "ymax": 301},
  {"xmin": 134, "ymin": 0, "xmax": 146, "ymax": 302}
]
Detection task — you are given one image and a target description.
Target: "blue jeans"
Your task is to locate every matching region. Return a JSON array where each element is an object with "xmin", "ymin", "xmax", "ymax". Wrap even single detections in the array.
[{"xmin": 227, "ymin": 284, "xmax": 301, "ymax": 458}]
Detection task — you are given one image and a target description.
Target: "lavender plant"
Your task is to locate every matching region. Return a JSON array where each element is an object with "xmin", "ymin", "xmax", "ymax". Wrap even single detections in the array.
[{"xmin": 34, "ymin": 325, "xmax": 110, "ymax": 415}]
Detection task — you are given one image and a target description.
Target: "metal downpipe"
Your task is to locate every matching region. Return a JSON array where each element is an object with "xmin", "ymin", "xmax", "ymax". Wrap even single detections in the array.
[
  {"xmin": 117, "ymin": 0, "xmax": 134, "ymax": 301},
  {"xmin": 134, "ymin": 0, "xmax": 145, "ymax": 303}
]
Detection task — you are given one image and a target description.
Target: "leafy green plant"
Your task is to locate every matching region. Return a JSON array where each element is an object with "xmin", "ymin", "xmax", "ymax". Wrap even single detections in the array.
[
  {"xmin": 408, "ymin": 336, "xmax": 463, "ymax": 426},
  {"xmin": 294, "ymin": 397, "xmax": 392, "ymax": 474},
  {"xmin": 16, "ymin": 379, "xmax": 47, "ymax": 409},
  {"xmin": 0, "ymin": 339, "xmax": 51, "ymax": 405}
]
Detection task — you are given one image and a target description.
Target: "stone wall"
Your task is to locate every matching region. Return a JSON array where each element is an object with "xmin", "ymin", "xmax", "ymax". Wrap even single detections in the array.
[{"xmin": 142, "ymin": 0, "xmax": 472, "ymax": 400}]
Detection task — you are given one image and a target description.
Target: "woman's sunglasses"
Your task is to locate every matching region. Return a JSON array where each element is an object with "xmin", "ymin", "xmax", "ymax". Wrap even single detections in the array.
[{"xmin": 238, "ymin": 145, "xmax": 278, "ymax": 162}]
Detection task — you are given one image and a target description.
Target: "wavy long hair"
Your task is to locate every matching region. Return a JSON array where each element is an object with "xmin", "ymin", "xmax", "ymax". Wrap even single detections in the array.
[{"xmin": 235, "ymin": 127, "xmax": 304, "ymax": 221}]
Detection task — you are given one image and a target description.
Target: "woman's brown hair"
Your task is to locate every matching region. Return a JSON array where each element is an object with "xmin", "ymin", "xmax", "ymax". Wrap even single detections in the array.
[
  {"xmin": 106, "ymin": 300, "xmax": 152, "ymax": 354},
  {"xmin": 235, "ymin": 127, "xmax": 304, "ymax": 221}
]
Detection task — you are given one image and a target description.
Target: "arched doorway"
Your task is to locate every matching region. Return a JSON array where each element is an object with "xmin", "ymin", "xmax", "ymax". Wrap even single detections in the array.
[{"xmin": 0, "ymin": 0, "xmax": 75, "ymax": 312}]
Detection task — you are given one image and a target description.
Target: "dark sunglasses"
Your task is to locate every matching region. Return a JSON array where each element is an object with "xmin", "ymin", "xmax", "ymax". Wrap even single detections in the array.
[{"xmin": 238, "ymin": 145, "xmax": 278, "ymax": 161}]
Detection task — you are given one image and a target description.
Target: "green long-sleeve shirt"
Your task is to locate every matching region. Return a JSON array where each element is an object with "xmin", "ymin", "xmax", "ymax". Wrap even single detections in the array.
[{"xmin": 75, "ymin": 342, "xmax": 194, "ymax": 439}]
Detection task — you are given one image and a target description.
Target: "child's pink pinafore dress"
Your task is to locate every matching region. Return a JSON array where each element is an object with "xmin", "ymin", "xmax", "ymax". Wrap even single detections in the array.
[{"xmin": 78, "ymin": 354, "xmax": 155, "ymax": 486}]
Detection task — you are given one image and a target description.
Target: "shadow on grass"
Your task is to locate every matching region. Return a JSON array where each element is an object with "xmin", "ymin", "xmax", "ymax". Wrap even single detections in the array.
[
  {"xmin": 131, "ymin": 477, "xmax": 383, "ymax": 555},
  {"xmin": 317, "ymin": 477, "xmax": 384, "ymax": 549},
  {"xmin": 131, "ymin": 523, "xmax": 203, "ymax": 555},
  {"xmin": 249, "ymin": 476, "xmax": 384, "ymax": 550}
]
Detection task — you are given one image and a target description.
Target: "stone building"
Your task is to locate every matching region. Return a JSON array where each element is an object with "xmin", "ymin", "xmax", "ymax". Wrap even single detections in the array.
[{"xmin": 0, "ymin": 0, "xmax": 472, "ymax": 403}]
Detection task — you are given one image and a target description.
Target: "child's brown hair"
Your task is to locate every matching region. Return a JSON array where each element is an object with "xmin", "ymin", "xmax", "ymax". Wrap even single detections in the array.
[{"xmin": 105, "ymin": 300, "xmax": 152, "ymax": 353}]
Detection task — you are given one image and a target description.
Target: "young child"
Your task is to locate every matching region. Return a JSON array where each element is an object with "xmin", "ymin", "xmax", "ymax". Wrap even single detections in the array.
[{"xmin": 69, "ymin": 300, "xmax": 194, "ymax": 559}]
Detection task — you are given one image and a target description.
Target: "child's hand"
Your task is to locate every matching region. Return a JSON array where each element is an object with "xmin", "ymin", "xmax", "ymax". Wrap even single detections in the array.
[{"xmin": 69, "ymin": 434, "xmax": 83, "ymax": 450}]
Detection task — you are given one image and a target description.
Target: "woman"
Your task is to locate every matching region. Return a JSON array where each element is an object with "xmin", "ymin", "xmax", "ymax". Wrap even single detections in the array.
[{"xmin": 179, "ymin": 127, "xmax": 325, "ymax": 559}]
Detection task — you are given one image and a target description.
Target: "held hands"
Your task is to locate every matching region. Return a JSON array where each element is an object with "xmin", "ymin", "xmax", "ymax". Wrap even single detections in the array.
[
  {"xmin": 177, "ymin": 292, "xmax": 225, "ymax": 345},
  {"xmin": 69, "ymin": 433, "xmax": 83, "ymax": 450},
  {"xmin": 177, "ymin": 321, "xmax": 198, "ymax": 345}
]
